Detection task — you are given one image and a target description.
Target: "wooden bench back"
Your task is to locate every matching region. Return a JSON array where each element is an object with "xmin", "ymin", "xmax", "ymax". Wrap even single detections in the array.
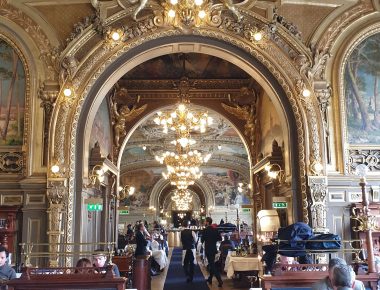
[{"xmin": 7, "ymin": 265, "xmax": 126, "ymax": 290}]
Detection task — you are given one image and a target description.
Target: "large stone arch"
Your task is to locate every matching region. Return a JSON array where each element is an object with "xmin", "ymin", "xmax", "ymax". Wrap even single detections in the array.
[{"xmin": 47, "ymin": 8, "xmax": 325, "ymax": 248}]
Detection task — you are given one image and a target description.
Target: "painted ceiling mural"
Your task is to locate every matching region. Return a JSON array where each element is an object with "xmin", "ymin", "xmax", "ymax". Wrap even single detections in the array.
[
  {"xmin": 0, "ymin": 39, "xmax": 25, "ymax": 146},
  {"xmin": 344, "ymin": 32, "xmax": 380, "ymax": 144}
]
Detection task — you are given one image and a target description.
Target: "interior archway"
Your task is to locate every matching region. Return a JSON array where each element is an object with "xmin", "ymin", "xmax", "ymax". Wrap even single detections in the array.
[{"xmin": 74, "ymin": 36, "xmax": 302, "ymax": 242}]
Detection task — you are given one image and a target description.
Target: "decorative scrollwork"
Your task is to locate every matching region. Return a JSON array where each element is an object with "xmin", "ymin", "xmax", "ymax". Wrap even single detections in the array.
[
  {"xmin": 349, "ymin": 149, "xmax": 380, "ymax": 173},
  {"xmin": 0, "ymin": 152, "xmax": 23, "ymax": 173}
]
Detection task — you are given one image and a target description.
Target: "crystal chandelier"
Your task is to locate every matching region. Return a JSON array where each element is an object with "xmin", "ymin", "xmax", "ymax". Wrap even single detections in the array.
[
  {"xmin": 154, "ymin": 102, "xmax": 213, "ymax": 136},
  {"xmin": 172, "ymin": 189, "xmax": 193, "ymax": 210},
  {"xmin": 155, "ymin": 149, "xmax": 211, "ymax": 188}
]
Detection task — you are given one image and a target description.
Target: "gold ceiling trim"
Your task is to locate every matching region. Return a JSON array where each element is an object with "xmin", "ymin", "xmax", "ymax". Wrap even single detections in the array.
[{"xmin": 0, "ymin": 0, "xmax": 59, "ymax": 81}]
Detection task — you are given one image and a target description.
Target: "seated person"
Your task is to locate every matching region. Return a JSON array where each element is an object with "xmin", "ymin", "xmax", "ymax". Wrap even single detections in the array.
[
  {"xmin": 219, "ymin": 235, "xmax": 235, "ymax": 255},
  {"xmin": 75, "ymin": 258, "xmax": 94, "ymax": 274},
  {"xmin": 331, "ymin": 264, "xmax": 353, "ymax": 290},
  {"xmin": 312, "ymin": 258, "xmax": 364, "ymax": 290},
  {"xmin": 0, "ymin": 245, "xmax": 16, "ymax": 290},
  {"xmin": 92, "ymin": 250, "xmax": 120, "ymax": 277},
  {"xmin": 150, "ymin": 240, "xmax": 168, "ymax": 270}
]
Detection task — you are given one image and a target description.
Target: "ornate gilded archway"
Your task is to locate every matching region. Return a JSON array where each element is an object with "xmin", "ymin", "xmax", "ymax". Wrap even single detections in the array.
[{"xmin": 46, "ymin": 2, "xmax": 326, "ymax": 263}]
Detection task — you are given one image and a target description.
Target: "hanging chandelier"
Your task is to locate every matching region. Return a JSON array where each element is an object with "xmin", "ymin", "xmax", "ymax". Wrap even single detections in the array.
[
  {"xmin": 154, "ymin": 102, "xmax": 213, "ymax": 136},
  {"xmin": 155, "ymin": 149, "xmax": 211, "ymax": 188},
  {"xmin": 172, "ymin": 189, "xmax": 193, "ymax": 210}
]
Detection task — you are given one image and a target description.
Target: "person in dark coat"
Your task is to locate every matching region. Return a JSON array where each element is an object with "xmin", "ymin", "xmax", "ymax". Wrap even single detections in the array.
[
  {"xmin": 181, "ymin": 220, "xmax": 197, "ymax": 283},
  {"xmin": 135, "ymin": 223, "xmax": 149, "ymax": 257},
  {"xmin": 201, "ymin": 217, "xmax": 223, "ymax": 287}
]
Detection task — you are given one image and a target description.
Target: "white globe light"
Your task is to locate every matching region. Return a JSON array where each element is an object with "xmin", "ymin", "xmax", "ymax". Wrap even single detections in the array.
[
  {"xmin": 51, "ymin": 165, "xmax": 60, "ymax": 174},
  {"xmin": 111, "ymin": 32, "xmax": 120, "ymax": 41},
  {"xmin": 168, "ymin": 9, "xmax": 176, "ymax": 17},
  {"xmin": 63, "ymin": 88, "xmax": 72, "ymax": 97},
  {"xmin": 302, "ymin": 89, "xmax": 311, "ymax": 97},
  {"xmin": 253, "ymin": 32, "xmax": 262, "ymax": 41}
]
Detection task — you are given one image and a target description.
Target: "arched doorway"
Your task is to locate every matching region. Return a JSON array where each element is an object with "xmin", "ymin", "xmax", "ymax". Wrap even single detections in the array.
[
  {"xmin": 72, "ymin": 41, "xmax": 298, "ymax": 245},
  {"xmin": 48, "ymin": 24, "xmax": 322, "ymax": 256}
]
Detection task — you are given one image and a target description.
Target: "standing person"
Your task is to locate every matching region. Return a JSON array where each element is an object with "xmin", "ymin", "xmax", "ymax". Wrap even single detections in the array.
[
  {"xmin": 181, "ymin": 220, "xmax": 197, "ymax": 283},
  {"xmin": 92, "ymin": 250, "xmax": 121, "ymax": 277},
  {"xmin": 135, "ymin": 223, "xmax": 150, "ymax": 257},
  {"xmin": 201, "ymin": 217, "xmax": 223, "ymax": 287},
  {"xmin": 0, "ymin": 246, "xmax": 16, "ymax": 290}
]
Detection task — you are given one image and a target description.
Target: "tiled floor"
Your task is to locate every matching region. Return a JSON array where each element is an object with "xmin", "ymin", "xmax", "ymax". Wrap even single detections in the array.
[{"xmin": 151, "ymin": 248, "xmax": 236, "ymax": 290}]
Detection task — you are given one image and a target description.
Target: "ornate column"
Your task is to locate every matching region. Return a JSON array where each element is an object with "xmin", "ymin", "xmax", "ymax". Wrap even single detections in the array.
[
  {"xmin": 38, "ymin": 82, "xmax": 59, "ymax": 166},
  {"xmin": 46, "ymin": 178, "xmax": 67, "ymax": 267},
  {"xmin": 315, "ymin": 84, "xmax": 331, "ymax": 164},
  {"xmin": 308, "ymin": 176, "xmax": 328, "ymax": 233}
]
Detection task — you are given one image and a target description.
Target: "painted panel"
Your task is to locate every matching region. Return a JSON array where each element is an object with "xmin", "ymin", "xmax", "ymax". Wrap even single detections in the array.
[
  {"xmin": 120, "ymin": 170, "xmax": 158, "ymax": 209},
  {"xmin": 0, "ymin": 39, "xmax": 25, "ymax": 146},
  {"xmin": 203, "ymin": 169, "xmax": 250, "ymax": 206},
  {"xmin": 90, "ymin": 97, "xmax": 112, "ymax": 157},
  {"xmin": 344, "ymin": 33, "xmax": 380, "ymax": 144}
]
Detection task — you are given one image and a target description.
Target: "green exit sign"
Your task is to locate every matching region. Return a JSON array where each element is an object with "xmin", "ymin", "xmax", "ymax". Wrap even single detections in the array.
[
  {"xmin": 242, "ymin": 208, "xmax": 251, "ymax": 213},
  {"xmin": 273, "ymin": 202, "xmax": 287, "ymax": 209},
  {"xmin": 119, "ymin": 210, "xmax": 129, "ymax": 215},
  {"xmin": 87, "ymin": 204, "xmax": 103, "ymax": 211}
]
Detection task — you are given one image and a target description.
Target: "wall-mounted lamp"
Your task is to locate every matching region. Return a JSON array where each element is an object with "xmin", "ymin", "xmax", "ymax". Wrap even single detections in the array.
[
  {"xmin": 265, "ymin": 163, "xmax": 285, "ymax": 184},
  {"xmin": 87, "ymin": 164, "xmax": 108, "ymax": 188},
  {"xmin": 118, "ymin": 184, "xmax": 135, "ymax": 200}
]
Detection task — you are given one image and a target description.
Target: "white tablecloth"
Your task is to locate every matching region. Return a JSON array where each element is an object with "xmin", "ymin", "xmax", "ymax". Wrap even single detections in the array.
[{"xmin": 224, "ymin": 254, "xmax": 262, "ymax": 278}]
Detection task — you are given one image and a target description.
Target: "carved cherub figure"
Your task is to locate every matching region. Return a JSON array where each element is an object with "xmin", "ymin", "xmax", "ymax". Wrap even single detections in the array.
[
  {"xmin": 222, "ymin": 87, "xmax": 258, "ymax": 147},
  {"xmin": 221, "ymin": 0, "xmax": 243, "ymax": 22},
  {"xmin": 118, "ymin": 0, "xmax": 149, "ymax": 21},
  {"xmin": 111, "ymin": 90, "xmax": 147, "ymax": 147}
]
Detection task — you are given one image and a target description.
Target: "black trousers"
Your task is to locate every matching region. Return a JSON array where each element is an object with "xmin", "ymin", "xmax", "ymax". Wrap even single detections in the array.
[
  {"xmin": 206, "ymin": 252, "xmax": 222, "ymax": 283},
  {"xmin": 183, "ymin": 249, "xmax": 194, "ymax": 280}
]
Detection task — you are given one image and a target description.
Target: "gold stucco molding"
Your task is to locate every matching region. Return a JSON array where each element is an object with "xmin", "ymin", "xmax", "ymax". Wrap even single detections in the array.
[
  {"xmin": 0, "ymin": 0, "xmax": 60, "ymax": 81},
  {"xmin": 317, "ymin": 0, "xmax": 374, "ymax": 55},
  {"xmin": 49, "ymin": 8, "xmax": 330, "ymax": 245}
]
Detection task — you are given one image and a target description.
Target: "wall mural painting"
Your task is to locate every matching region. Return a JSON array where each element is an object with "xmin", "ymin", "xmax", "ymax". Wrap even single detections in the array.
[
  {"xmin": 90, "ymin": 98, "xmax": 112, "ymax": 157},
  {"xmin": 345, "ymin": 33, "xmax": 380, "ymax": 144},
  {"xmin": 0, "ymin": 39, "xmax": 25, "ymax": 146},
  {"xmin": 203, "ymin": 168, "xmax": 250, "ymax": 207},
  {"xmin": 120, "ymin": 169, "xmax": 157, "ymax": 209}
]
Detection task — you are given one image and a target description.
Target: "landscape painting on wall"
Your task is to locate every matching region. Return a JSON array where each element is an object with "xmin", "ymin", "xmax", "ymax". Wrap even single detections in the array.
[
  {"xmin": 0, "ymin": 39, "xmax": 25, "ymax": 146},
  {"xmin": 344, "ymin": 32, "xmax": 380, "ymax": 144},
  {"xmin": 202, "ymin": 168, "xmax": 250, "ymax": 207}
]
